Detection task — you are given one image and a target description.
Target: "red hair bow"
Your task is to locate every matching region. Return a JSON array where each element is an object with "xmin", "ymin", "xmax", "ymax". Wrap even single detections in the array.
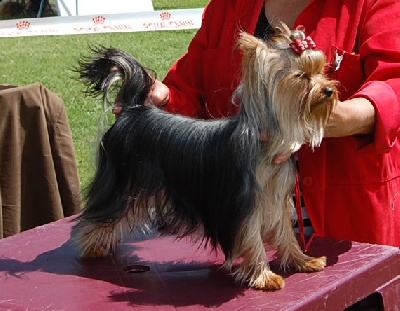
[{"xmin": 289, "ymin": 26, "xmax": 317, "ymax": 55}]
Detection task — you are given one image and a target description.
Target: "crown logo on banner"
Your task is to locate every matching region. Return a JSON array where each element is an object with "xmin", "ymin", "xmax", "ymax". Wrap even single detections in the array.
[
  {"xmin": 93, "ymin": 16, "xmax": 106, "ymax": 25},
  {"xmin": 16, "ymin": 20, "xmax": 31, "ymax": 30},
  {"xmin": 160, "ymin": 11, "xmax": 172, "ymax": 21}
]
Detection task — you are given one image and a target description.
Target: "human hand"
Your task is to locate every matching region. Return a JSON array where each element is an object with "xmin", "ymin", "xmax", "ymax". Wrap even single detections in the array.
[
  {"xmin": 258, "ymin": 133, "xmax": 293, "ymax": 165},
  {"xmin": 264, "ymin": 98, "xmax": 375, "ymax": 164},
  {"xmin": 112, "ymin": 79, "xmax": 170, "ymax": 115},
  {"xmin": 273, "ymin": 152, "xmax": 292, "ymax": 165},
  {"xmin": 324, "ymin": 98, "xmax": 375, "ymax": 137},
  {"xmin": 144, "ymin": 79, "xmax": 170, "ymax": 108}
]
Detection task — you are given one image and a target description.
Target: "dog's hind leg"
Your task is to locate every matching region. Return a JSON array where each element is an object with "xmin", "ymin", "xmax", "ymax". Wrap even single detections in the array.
[
  {"xmin": 72, "ymin": 214, "xmax": 131, "ymax": 258},
  {"xmin": 72, "ymin": 220, "xmax": 120, "ymax": 257}
]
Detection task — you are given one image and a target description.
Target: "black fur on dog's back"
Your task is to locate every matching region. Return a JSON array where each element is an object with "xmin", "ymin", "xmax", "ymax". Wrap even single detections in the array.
[{"xmin": 77, "ymin": 48, "xmax": 261, "ymax": 256}]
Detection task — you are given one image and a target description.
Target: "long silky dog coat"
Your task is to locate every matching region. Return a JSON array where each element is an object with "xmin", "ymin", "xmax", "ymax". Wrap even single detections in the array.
[{"xmin": 73, "ymin": 24, "xmax": 337, "ymax": 290}]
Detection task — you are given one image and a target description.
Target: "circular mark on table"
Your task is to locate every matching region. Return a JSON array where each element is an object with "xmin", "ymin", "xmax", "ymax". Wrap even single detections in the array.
[{"xmin": 124, "ymin": 264, "xmax": 151, "ymax": 273}]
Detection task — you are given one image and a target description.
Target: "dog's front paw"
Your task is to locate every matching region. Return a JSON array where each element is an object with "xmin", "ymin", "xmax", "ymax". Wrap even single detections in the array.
[
  {"xmin": 232, "ymin": 263, "xmax": 286, "ymax": 291},
  {"xmin": 249, "ymin": 270, "xmax": 285, "ymax": 291},
  {"xmin": 295, "ymin": 256, "xmax": 327, "ymax": 272}
]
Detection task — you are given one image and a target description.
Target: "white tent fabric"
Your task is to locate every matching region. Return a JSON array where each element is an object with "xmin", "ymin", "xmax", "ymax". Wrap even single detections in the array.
[{"xmin": 56, "ymin": 0, "xmax": 154, "ymax": 16}]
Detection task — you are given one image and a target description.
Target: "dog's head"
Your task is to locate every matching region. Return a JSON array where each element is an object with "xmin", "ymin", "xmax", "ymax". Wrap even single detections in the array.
[{"xmin": 236, "ymin": 23, "xmax": 337, "ymax": 150}]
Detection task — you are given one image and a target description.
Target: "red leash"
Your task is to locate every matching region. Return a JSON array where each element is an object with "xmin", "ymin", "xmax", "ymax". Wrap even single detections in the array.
[{"xmin": 294, "ymin": 173, "xmax": 316, "ymax": 252}]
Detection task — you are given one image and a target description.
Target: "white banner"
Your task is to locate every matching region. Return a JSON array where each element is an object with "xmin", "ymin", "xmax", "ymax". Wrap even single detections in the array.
[{"xmin": 0, "ymin": 8, "xmax": 204, "ymax": 37}]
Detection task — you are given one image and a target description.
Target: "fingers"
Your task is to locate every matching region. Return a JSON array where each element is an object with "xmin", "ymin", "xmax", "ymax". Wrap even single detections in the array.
[
  {"xmin": 111, "ymin": 79, "xmax": 170, "ymax": 116},
  {"xmin": 273, "ymin": 152, "xmax": 292, "ymax": 165},
  {"xmin": 145, "ymin": 79, "xmax": 170, "ymax": 108},
  {"xmin": 258, "ymin": 133, "xmax": 292, "ymax": 165},
  {"xmin": 112, "ymin": 88, "xmax": 123, "ymax": 116},
  {"xmin": 112, "ymin": 106, "xmax": 122, "ymax": 115}
]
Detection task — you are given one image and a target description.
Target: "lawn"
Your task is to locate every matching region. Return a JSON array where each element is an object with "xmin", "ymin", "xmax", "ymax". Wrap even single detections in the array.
[{"xmin": 0, "ymin": 0, "xmax": 209, "ymax": 188}]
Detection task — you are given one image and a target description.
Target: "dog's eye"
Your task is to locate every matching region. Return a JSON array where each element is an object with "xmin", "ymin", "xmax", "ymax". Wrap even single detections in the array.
[
  {"xmin": 294, "ymin": 72, "xmax": 306, "ymax": 79},
  {"xmin": 324, "ymin": 87, "xmax": 334, "ymax": 98}
]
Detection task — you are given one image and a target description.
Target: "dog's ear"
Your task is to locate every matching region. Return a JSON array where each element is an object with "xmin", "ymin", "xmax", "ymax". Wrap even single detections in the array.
[
  {"xmin": 237, "ymin": 31, "xmax": 265, "ymax": 55},
  {"xmin": 273, "ymin": 22, "xmax": 291, "ymax": 38},
  {"xmin": 237, "ymin": 31, "xmax": 270, "ymax": 70}
]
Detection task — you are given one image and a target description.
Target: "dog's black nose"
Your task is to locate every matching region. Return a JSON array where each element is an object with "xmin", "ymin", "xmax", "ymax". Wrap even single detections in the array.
[{"xmin": 324, "ymin": 87, "xmax": 334, "ymax": 98}]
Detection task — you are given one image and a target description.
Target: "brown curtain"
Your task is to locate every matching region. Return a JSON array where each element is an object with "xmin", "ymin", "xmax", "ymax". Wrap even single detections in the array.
[{"xmin": 0, "ymin": 83, "xmax": 81, "ymax": 238}]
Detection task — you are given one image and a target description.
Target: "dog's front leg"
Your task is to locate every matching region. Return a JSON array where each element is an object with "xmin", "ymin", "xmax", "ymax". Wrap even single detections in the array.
[
  {"xmin": 276, "ymin": 197, "xmax": 327, "ymax": 272},
  {"xmin": 224, "ymin": 215, "xmax": 286, "ymax": 291},
  {"xmin": 233, "ymin": 236, "xmax": 285, "ymax": 290}
]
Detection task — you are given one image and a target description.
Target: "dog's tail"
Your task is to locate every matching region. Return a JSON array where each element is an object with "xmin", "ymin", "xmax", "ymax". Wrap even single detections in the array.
[
  {"xmin": 77, "ymin": 47, "xmax": 154, "ymax": 108},
  {"xmin": 73, "ymin": 48, "xmax": 156, "ymax": 248}
]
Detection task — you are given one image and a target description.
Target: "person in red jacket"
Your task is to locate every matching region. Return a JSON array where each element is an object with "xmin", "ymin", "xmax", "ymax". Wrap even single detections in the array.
[{"xmin": 129, "ymin": 0, "xmax": 400, "ymax": 247}]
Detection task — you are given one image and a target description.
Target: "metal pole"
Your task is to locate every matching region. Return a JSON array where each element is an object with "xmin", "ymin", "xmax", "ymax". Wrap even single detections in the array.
[{"xmin": 37, "ymin": 0, "xmax": 45, "ymax": 17}]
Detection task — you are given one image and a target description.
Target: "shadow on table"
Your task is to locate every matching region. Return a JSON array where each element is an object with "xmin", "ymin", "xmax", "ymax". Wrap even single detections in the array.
[{"xmin": 0, "ymin": 234, "xmax": 352, "ymax": 308}]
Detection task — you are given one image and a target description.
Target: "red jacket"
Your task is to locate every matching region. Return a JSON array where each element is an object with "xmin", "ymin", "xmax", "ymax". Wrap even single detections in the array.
[{"xmin": 163, "ymin": 0, "xmax": 400, "ymax": 247}]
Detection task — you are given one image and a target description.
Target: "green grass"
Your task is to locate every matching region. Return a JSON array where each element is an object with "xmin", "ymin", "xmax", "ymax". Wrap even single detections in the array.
[{"xmin": 0, "ymin": 0, "xmax": 209, "ymax": 188}]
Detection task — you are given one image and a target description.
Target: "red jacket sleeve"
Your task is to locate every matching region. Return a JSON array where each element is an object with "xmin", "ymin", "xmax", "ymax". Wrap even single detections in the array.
[
  {"xmin": 352, "ymin": 0, "xmax": 400, "ymax": 153},
  {"xmin": 162, "ymin": 0, "xmax": 264, "ymax": 119},
  {"xmin": 162, "ymin": 3, "xmax": 214, "ymax": 118}
]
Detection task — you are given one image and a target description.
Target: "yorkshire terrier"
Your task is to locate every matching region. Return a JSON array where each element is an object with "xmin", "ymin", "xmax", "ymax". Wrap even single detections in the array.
[{"xmin": 73, "ymin": 23, "xmax": 337, "ymax": 291}]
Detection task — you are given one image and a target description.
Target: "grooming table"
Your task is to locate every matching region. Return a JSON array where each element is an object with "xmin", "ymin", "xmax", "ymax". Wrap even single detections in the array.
[{"xmin": 0, "ymin": 216, "xmax": 398, "ymax": 310}]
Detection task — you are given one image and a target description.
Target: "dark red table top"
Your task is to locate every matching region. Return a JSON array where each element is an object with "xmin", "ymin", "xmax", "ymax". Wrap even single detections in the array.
[{"xmin": 0, "ymin": 216, "xmax": 399, "ymax": 310}]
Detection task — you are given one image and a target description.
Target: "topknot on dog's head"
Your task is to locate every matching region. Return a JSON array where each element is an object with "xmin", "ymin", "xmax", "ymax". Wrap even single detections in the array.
[
  {"xmin": 237, "ymin": 22, "xmax": 326, "ymax": 77},
  {"xmin": 235, "ymin": 22, "xmax": 337, "ymax": 149}
]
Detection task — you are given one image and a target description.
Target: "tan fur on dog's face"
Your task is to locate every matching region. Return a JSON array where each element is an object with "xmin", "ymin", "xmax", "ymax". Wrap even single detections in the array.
[
  {"xmin": 237, "ymin": 27, "xmax": 337, "ymax": 154},
  {"xmin": 279, "ymin": 50, "xmax": 338, "ymax": 148}
]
